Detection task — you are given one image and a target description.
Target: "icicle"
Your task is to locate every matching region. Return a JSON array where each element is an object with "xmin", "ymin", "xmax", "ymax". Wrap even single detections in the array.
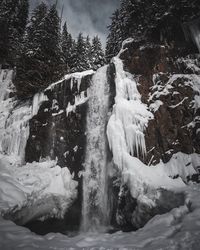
[
  {"xmin": 107, "ymin": 56, "xmax": 153, "ymax": 170},
  {"xmin": 70, "ymin": 78, "xmax": 74, "ymax": 90},
  {"xmin": 0, "ymin": 69, "xmax": 13, "ymax": 102},
  {"xmin": 77, "ymin": 78, "xmax": 82, "ymax": 93},
  {"xmin": 32, "ymin": 92, "xmax": 48, "ymax": 116}
]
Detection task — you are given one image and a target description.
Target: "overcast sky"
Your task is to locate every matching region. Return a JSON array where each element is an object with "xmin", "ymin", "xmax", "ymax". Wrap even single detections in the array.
[{"xmin": 30, "ymin": 0, "xmax": 120, "ymax": 46}]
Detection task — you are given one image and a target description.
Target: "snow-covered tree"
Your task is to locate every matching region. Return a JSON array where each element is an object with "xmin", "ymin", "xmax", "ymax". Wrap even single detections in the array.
[
  {"xmin": 91, "ymin": 36, "xmax": 105, "ymax": 70},
  {"xmin": 72, "ymin": 33, "xmax": 90, "ymax": 72},
  {"xmin": 0, "ymin": 0, "xmax": 29, "ymax": 66},
  {"xmin": 14, "ymin": 3, "xmax": 64, "ymax": 96},
  {"xmin": 106, "ymin": 9, "xmax": 122, "ymax": 62},
  {"xmin": 43, "ymin": 4, "xmax": 64, "ymax": 79},
  {"xmin": 85, "ymin": 35, "xmax": 93, "ymax": 69},
  {"xmin": 106, "ymin": 0, "xmax": 200, "ymax": 60},
  {"xmin": 61, "ymin": 22, "xmax": 75, "ymax": 72}
]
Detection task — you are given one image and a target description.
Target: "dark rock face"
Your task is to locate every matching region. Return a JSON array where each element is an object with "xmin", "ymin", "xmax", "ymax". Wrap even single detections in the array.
[
  {"xmin": 120, "ymin": 41, "xmax": 200, "ymax": 165},
  {"xmin": 26, "ymin": 74, "xmax": 92, "ymax": 177},
  {"xmin": 25, "ymin": 73, "xmax": 93, "ymax": 228},
  {"xmin": 112, "ymin": 36, "xmax": 200, "ymax": 230},
  {"xmin": 116, "ymin": 185, "xmax": 185, "ymax": 231}
]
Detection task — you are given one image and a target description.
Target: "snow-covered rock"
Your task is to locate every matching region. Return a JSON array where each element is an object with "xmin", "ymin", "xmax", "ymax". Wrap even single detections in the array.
[{"xmin": 0, "ymin": 155, "xmax": 77, "ymax": 225}]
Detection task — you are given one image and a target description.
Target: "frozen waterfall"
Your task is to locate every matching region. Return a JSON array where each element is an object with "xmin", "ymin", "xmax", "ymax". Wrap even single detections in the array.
[
  {"xmin": 81, "ymin": 65, "xmax": 110, "ymax": 232},
  {"xmin": 0, "ymin": 69, "xmax": 47, "ymax": 163},
  {"xmin": 107, "ymin": 55, "xmax": 153, "ymax": 172}
]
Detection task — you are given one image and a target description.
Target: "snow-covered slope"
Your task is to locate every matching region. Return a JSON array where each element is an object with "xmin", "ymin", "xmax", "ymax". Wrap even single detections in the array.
[
  {"xmin": 0, "ymin": 156, "xmax": 77, "ymax": 225},
  {"xmin": 0, "ymin": 183, "xmax": 200, "ymax": 250}
]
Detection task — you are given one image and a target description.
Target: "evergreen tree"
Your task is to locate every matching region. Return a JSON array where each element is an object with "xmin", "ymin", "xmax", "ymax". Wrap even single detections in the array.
[
  {"xmin": 91, "ymin": 36, "xmax": 105, "ymax": 70},
  {"xmin": 0, "ymin": 0, "xmax": 29, "ymax": 66},
  {"xmin": 106, "ymin": 0, "xmax": 200, "ymax": 60},
  {"xmin": 43, "ymin": 4, "xmax": 64, "ymax": 79},
  {"xmin": 15, "ymin": 3, "xmax": 64, "ymax": 96},
  {"xmin": 106, "ymin": 9, "xmax": 122, "ymax": 62},
  {"xmin": 61, "ymin": 21, "xmax": 74, "ymax": 72},
  {"xmin": 72, "ymin": 33, "xmax": 90, "ymax": 72},
  {"xmin": 85, "ymin": 35, "xmax": 92, "ymax": 69}
]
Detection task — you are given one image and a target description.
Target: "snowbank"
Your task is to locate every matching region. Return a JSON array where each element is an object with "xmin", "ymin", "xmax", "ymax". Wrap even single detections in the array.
[
  {"xmin": 0, "ymin": 155, "xmax": 77, "ymax": 225},
  {"xmin": 1, "ymin": 184, "xmax": 200, "ymax": 249}
]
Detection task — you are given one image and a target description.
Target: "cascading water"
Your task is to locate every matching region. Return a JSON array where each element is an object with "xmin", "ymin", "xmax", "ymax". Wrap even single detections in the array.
[{"xmin": 81, "ymin": 65, "xmax": 110, "ymax": 232}]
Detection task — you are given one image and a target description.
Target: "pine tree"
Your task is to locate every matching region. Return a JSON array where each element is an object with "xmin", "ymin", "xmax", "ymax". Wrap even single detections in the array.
[
  {"xmin": 72, "ymin": 33, "xmax": 90, "ymax": 72},
  {"xmin": 0, "ymin": 0, "xmax": 29, "ymax": 66},
  {"xmin": 85, "ymin": 35, "xmax": 92, "ymax": 69},
  {"xmin": 61, "ymin": 22, "xmax": 74, "ymax": 72},
  {"xmin": 15, "ymin": 3, "xmax": 64, "ymax": 96},
  {"xmin": 91, "ymin": 36, "xmax": 105, "ymax": 70},
  {"xmin": 106, "ymin": 9, "xmax": 122, "ymax": 62},
  {"xmin": 106, "ymin": 0, "xmax": 200, "ymax": 60},
  {"xmin": 14, "ymin": 2, "xmax": 48, "ymax": 96},
  {"xmin": 43, "ymin": 4, "xmax": 64, "ymax": 80}
]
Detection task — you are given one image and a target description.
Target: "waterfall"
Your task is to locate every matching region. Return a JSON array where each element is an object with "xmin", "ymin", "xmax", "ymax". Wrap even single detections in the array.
[{"xmin": 81, "ymin": 65, "xmax": 110, "ymax": 232}]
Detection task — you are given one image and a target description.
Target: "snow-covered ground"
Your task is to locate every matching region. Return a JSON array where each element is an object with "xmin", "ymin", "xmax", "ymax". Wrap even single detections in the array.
[
  {"xmin": 0, "ymin": 183, "xmax": 200, "ymax": 249},
  {"xmin": 0, "ymin": 155, "xmax": 77, "ymax": 225}
]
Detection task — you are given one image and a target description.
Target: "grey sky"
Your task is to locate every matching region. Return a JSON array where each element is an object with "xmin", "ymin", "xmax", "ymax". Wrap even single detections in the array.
[{"xmin": 30, "ymin": 0, "xmax": 120, "ymax": 46}]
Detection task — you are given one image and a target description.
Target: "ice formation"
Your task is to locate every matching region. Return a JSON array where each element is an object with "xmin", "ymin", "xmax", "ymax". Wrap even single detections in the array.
[
  {"xmin": 82, "ymin": 65, "xmax": 110, "ymax": 232},
  {"xmin": 107, "ymin": 56, "xmax": 153, "ymax": 167},
  {"xmin": 156, "ymin": 152, "xmax": 200, "ymax": 182},
  {"xmin": 0, "ymin": 70, "xmax": 49, "ymax": 164},
  {"xmin": 107, "ymin": 53, "xmax": 186, "ymax": 205},
  {"xmin": 46, "ymin": 70, "xmax": 94, "ymax": 91},
  {"xmin": 0, "ymin": 156, "xmax": 77, "ymax": 224},
  {"xmin": 66, "ymin": 90, "xmax": 88, "ymax": 117},
  {"xmin": 32, "ymin": 92, "xmax": 48, "ymax": 116}
]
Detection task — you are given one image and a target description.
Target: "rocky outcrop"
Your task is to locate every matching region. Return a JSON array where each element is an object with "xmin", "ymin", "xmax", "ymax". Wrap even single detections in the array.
[
  {"xmin": 120, "ymin": 40, "xmax": 200, "ymax": 167},
  {"xmin": 25, "ymin": 72, "xmax": 93, "ymax": 228},
  {"xmin": 109, "ymin": 34, "xmax": 200, "ymax": 230},
  {"xmin": 26, "ymin": 72, "xmax": 93, "ymax": 177}
]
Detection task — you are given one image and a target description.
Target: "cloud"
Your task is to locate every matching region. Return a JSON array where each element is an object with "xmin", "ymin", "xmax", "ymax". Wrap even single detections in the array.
[{"xmin": 29, "ymin": 0, "xmax": 120, "ymax": 47}]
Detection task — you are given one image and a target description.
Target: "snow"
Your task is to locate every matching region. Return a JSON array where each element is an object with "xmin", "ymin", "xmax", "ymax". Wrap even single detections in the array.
[
  {"xmin": 1, "ymin": 183, "xmax": 200, "ymax": 249},
  {"xmin": 149, "ymin": 99, "xmax": 163, "ymax": 112},
  {"xmin": 0, "ymin": 155, "xmax": 77, "ymax": 224},
  {"xmin": 149, "ymin": 72, "xmax": 200, "ymax": 116},
  {"xmin": 66, "ymin": 91, "xmax": 88, "ymax": 117},
  {"xmin": 169, "ymin": 97, "xmax": 188, "ymax": 108},
  {"xmin": 156, "ymin": 152, "xmax": 200, "ymax": 182},
  {"xmin": 46, "ymin": 70, "xmax": 94, "ymax": 91}
]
